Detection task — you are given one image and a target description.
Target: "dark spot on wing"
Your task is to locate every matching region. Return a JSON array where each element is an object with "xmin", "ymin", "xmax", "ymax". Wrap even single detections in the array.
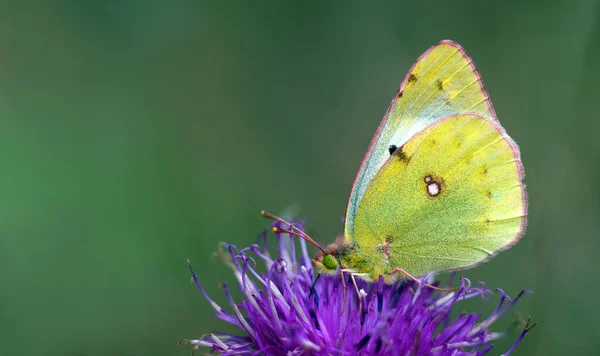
[
  {"xmin": 398, "ymin": 90, "xmax": 404, "ymax": 98},
  {"xmin": 487, "ymin": 191, "xmax": 493, "ymax": 199},
  {"xmin": 377, "ymin": 237, "xmax": 393, "ymax": 259},
  {"xmin": 388, "ymin": 144, "xmax": 398, "ymax": 155},
  {"xmin": 396, "ymin": 147, "xmax": 410, "ymax": 163},
  {"xmin": 484, "ymin": 218, "xmax": 490, "ymax": 224},
  {"xmin": 408, "ymin": 73, "xmax": 418, "ymax": 84},
  {"xmin": 436, "ymin": 79, "xmax": 444, "ymax": 91}
]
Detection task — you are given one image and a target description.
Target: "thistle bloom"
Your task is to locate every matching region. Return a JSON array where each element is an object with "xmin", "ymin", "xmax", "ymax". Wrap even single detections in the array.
[{"xmin": 181, "ymin": 221, "xmax": 534, "ymax": 355}]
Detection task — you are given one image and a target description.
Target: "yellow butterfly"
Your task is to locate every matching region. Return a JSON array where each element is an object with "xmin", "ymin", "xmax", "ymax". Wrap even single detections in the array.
[{"xmin": 264, "ymin": 40, "xmax": 526, "ymax": 301}]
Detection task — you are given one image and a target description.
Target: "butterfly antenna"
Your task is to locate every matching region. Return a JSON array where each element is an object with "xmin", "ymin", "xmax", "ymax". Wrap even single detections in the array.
[
  {"xmin": 261, "ymin": 211, "xmax": 326, "ymax": 254},
  {"xmin": 391, "ymin": 267, "xmax": 459, "ymax": 292}
]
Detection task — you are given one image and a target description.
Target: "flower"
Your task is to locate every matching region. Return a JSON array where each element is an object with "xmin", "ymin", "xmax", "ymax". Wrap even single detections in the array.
[{"xmin": 180, "ymin": 219, "xmax": 535, "ymax": 355}]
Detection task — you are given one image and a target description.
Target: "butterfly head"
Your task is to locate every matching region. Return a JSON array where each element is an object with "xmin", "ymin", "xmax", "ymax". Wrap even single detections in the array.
[
  {"xmin": 312, "ymin": 236, "xmax": 350, "ymax": 274},
  {"xmin": 313, "ymin": 252, "xmax": 339, "ymax": 273}
]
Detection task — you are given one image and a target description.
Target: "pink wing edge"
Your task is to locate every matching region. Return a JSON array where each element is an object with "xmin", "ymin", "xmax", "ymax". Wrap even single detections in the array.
[{"xmin": 346, "ymin": 40, "xmax": 499, "ymax": 216}]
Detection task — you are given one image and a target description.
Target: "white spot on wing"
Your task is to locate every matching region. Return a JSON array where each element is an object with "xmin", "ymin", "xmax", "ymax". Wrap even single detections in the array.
[{"xmin": 427, "ymin": 182, "xmax": 440, "ymax": 196}]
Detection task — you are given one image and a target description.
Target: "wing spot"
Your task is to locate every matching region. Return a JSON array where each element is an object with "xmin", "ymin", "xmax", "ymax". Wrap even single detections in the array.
[
  {"xmin": 388, "ymin": 144, "xmax": 398, "ymax": 155},
  {"xmin": 487, "ymin": 191, "xmax": 493, "ymax": 199},
  {"xmin": 424, "ymin": 174, "xmax": 444, "ymax": 197},
  {"xmin": 398, "ymin": 90, "xmax": 404, "ymax": 98},
  {"xmin": 376, "ymin": 240, "xmax": 391, "ymax": 261},
  {"xmin": 427, "ymin": 182, "xmax": 441, "ymax": 196},
  {"xmin": 408, "ymin": 73, "xmax": 418, "ymax": 84},
  {"xmin": 484, "ymin": 218, "xmax": 491, "ymax": 224},
  {"xmin": 396, "ymin": 146, "xmax": 410, "ymax": 163},
  {"xmin": 436, "ymin": 79, "xmax": 444, "ymax": 91}
]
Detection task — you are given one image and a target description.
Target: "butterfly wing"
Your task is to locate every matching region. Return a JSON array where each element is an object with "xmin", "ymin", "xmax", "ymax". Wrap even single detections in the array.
[
  {"xmin": 351, "ymin": 114, "xmax": 526, "ymax": 278},
  {"xmin": 345, "ymin": 40, "xmax": 497, "ymax": 242}
]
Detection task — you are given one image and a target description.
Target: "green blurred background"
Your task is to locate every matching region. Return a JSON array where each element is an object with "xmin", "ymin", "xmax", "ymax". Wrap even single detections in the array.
[{"xmin": 0, "ymin": 1, "xmax": 598, "ymax": 355}]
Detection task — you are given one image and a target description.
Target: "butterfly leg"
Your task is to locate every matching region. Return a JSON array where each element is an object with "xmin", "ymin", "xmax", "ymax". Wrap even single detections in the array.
[
  {"xmin": 339, "ymin": 269, "xmax": 363, "ymax": 317},
  {"xmin": 339, "ymin": 269, "xmax": 347, "ymax": 316},
  {"xmin": 309, "ymin": 270, "xmax": 321, "ymax": 299},
  {"xmin": 348, "ymin": 272, "xmax": 363, "ymax": 317},
  {"xmin": 390, "ymin": 267, "xmax": 458, "ymax": 292}
]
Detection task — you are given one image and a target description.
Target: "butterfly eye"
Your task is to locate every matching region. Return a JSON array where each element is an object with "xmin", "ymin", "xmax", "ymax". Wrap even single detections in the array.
[
  {"xmin": 388, "ymin": 145, "xmax": 398, "ymax": 155},
  {"xmin": 322, "ymin": 254, "xmax": 338, "ymax": 270}
]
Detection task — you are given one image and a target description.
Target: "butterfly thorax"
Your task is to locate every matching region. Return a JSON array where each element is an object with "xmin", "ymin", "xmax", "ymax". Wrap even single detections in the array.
[{"xmin": 313, "ymin": 236, "xmax": 394, "ymax": 282}]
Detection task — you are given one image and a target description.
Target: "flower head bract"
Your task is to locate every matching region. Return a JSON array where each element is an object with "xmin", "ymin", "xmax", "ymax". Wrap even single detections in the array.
[{"xmin": 180, "ymin": 219, "xmax": 534, "ymax": 355}]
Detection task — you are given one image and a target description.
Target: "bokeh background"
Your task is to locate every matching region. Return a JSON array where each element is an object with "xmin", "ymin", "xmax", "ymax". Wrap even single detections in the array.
[{"xmin": 0, "ymin": 1, "xmax": 598, "ymax": 355}]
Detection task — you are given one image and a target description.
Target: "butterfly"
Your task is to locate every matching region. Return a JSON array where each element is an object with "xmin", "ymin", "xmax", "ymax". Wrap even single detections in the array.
[{"xmin": 263, "ymin": 40, "xmax": 527, "ymax": 306}]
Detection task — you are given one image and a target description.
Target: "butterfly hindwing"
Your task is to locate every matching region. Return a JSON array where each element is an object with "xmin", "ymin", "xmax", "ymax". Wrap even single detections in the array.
[
  {"xmin": 345, "ymin": 40, "xmax": 497, "ymax": 242},
  {"xmin": 351, "ymin": 114, "xmax": 526, "ymax": 278}
]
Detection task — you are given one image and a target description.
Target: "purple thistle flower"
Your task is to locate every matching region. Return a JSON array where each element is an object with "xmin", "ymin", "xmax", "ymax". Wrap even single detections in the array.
[{"xmin": 180, "ymin": 220, "xmax": 535, "ymax": 355}]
